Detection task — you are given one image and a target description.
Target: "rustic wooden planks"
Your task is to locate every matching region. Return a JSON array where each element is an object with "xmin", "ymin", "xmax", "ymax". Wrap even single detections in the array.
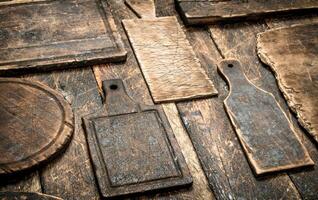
[
  {"xmin": 218, "ymin": 59, "xmax": 314, "ymax": 175},
  {"xmin": 0, "ymin": 78, "xmax": 74, "ymax": 175},
  {"xmin": 0, "ymin": 0, "xmax": 126, "ymax": 72},
  {"xmin": 122, "ymin": 16, "xmax": 217, "ymax": 103},
  {"xmin": 176, "ymin": 0, "xmax": 318, "ymax": 25},
  {"xmin": 83, "ymin": 79, "xmax": 192, "ymax": 198},
  {"xmin": 257, "ymin": 23, "xmax": 318, "ymax": 144},
  {"xmin": 0, "ymin": 192, "xmax": 62, "ymax": 200},
  {"xmin": 125, "ymin": 0, "xmax": 156, "ymax": 18}
]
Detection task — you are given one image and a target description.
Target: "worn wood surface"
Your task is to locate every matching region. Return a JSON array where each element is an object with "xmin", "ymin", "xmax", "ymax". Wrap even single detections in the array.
[
  {"xmin": 0, "ymin": 192, "xmax": 62, "ymax": 200},
  {"xmin": 176, "ymin": 0, "xmax": 318, "ymax": 25},
  {"xmin": 257, "ymin": 23, "xmax": 318, "ymax": 144},
  {"xmin": 125, "ymin": 0, "xmax": 156, "ymax": 18},
  {"xmin": 0, "ymin": 0, "xmax": 126, "ymax": 72},
  {"xmin": 218, "ymin": 59, "xmax": 314, "ymax": 175},
  {"xmin": 122, "ymin": 16, "xmax": 217, "ymax": 103},
  {"xmin": 83, "ymin": 79, "xmax": 192, "ymax": 198},
  {"xmin": 0, "ymin": 78, "xmax": 74, "ymax": 175}
]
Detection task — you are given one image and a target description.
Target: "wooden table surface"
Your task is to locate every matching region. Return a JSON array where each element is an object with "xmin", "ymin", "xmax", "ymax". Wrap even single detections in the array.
[{"xmin": 1, "ymin": 1, "xmax": 317, "ymax": 199}]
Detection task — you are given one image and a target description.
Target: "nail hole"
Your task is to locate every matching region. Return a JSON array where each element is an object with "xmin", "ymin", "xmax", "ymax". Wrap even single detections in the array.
[
  {"xmin": 228, "ymin": 64, "xmax": 234, "ymax": 68},
  {"xmin": 110, "ymin": 84, "xmax": 118, "ymax": 90}
]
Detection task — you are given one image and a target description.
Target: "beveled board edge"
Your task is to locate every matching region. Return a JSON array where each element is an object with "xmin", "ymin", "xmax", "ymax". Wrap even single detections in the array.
[{"xmin": 0, "ymin": 78, "xmax": 74, "ymax": 175}]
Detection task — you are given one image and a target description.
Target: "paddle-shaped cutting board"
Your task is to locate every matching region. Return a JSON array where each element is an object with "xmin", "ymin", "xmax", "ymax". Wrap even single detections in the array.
[
  {"xmin": 82, "ymin": 79, "xmax": 192, "ymax": 198},
  {"xmin": 0, "ymin": 78, "xmax": 74, "ymax": 175},
  {"xmin": 257, "ymin": 23, "xmax": 318, "ymax": 144},
  {"xmin": 176, "ymin": 0, "xmax": 318, "ymax": 25},
  {"xmin": 0, "ymin": 0, "xmax": 126, "ymax": 72},
  {"xmin": 218, "ymin": 60, "xmax": 313, "ymax": 175}
]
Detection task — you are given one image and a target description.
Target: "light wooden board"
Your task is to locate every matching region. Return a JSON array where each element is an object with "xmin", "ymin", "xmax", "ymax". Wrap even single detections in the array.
[
  {"xmin": 176, "ymin": 0, "xmax": 318, "ymax": 25},
  {"xmin": 257, "ymin": 23, "xmax": 318, "ymax": 144},
  {"xmin": 0, "ymin": 0, "xmax": 126, "ymax": 72},
  {"xmin": 122, "ymin": 16, "xmax": 217, "ymax": 103},
  {"xmin": 218, "ymin": 59, "xmax": 314, "ymax": 175}
]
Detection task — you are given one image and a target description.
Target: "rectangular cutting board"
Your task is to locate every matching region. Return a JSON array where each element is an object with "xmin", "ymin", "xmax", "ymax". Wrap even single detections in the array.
[
  {"xmin": 122, "ymin": 16, "xmax": 217, "ymax": 103},
  {"xmin": 176, "ymin": 0, "xmax": 318, "ymax": 25},
  {"xmin": 257, "ymin": 23, "xmax": 318, "ymax": 144},
  {"xmin": 0, "ymin": 0, "xmax": 126, "ymax": 72},
  {"xmin": 82, "ymin": 79, "xmax": 192, "ymax": 198}
]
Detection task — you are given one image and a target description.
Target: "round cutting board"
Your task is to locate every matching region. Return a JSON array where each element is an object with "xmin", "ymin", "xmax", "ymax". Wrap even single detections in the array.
[{"xmin": 0, "ymin": 78, "xmax": 74, "ymax": 175}]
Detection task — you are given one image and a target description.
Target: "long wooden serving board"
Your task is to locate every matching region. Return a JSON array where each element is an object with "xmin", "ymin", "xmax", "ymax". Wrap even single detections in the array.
[
  {"xmin": 257, "ymin": 23, "xmax": 318, "ymax": 144},
  {"xmin": 176, "ymin": 0, "xmax": 318, "ymax": 25},
  {"xmin": 82, "ymin": 79, "xmax": 192, "ymax": 198},
  {"xmin": 122, "ymin": 16, "xmax": 217, "ymax": 103},
  {"xmin": 0, "ymin": 78, "xmax": 74, "ymax": 175},
  {"xmin": 0, "ymin": 0, "xmax": 126, "ymax": 72},
  {"xmin": 218, "ymin": 60, "xmax": 314, "ymax": 175}
]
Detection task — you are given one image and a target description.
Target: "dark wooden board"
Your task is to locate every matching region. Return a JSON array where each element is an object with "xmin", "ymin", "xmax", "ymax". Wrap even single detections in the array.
[
  {"xmin": 82, "ymin": 79, "xmax": 192, "ymax": 198},
  {"xmin": 0, "ymin": 0, "xmax": 126, "ymax": 72},
  {"xmin": 0, "ymin": 192, "xmax": 62, "ymax": 200},
  {"xmin": 257, "ymin": 23, "xmax": 318, "ymax": 144},
  {"xmin": 218, "ymin": 59, "xmax": 314, "ymax": 175},
  {"xmin": 0, "ymin": 78, "xmax": 74, "ymax": 175},
  {"xmin": 122, "ymin": 16, "xmax": 217, "ymax": 103},
  {"xmin": 176, "ymin": 0, "xmax": 318, "ymax": 25}
]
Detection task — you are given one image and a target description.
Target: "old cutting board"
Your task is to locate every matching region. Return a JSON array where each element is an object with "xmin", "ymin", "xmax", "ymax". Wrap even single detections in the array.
[
  {"xmin": 125, "ymin": 0, "xmax": 156, "ymax": 18},
  {"xmin": 0, "ymin": 192, "xmax": 62, "ymax": 200},
  {"xmin": 122, "ymin": 16, "xmax": 217, "ymax": 103},
  {"xmin": 82, "ymin": 79, "xmax": 192, "ymax": 198},
  {"xmin": 176, "ymin": 0, "xmax": 318, "ymax": 25},
  {"xmin": 0, "ymin": 0, "xmax": 126, "ymax": 72},
  {"xmin": 257, "ymin": 23, "xmax": 318, "ymax": 144},
  {"xmin": 218, "ymin": 60, "xmax": 314, "ymax": 175},
  {"xmin": 0, "ymin": 78, "xmax": 74, "ymax": 175}
]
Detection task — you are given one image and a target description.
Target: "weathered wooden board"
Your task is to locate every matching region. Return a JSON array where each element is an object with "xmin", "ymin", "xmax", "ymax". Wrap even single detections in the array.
[
  {"xmin": 218, "ymin": 59, "xmax": 314, "ymax": 175},
  {"xmin": 0, "ymin": 192, "xmax": 62, "ymax": 200},
  {"xmin": 125, "ymin": 0, "xmax": 156, "ymax": 18},
  {"xmin": 0, "ymin": 78, "xmax": 74, "ymax": 175},
  {"xmin": 83, "ymin": 79, "xmax": 192, "ymax": 198},
  {"xmin": 0, "ymin": 0, "xmax": 126, "ymax": 72},
  {"xmin": 176, "ymin": 0, "xmax": 318, "ymax": 25},
  {"xmin": 122, "ymin": 16, "xmax": 217, "ymax": 103},
  {"xmin": 257, "ymin": 23, "xmax": 318, "ymax": 144}
]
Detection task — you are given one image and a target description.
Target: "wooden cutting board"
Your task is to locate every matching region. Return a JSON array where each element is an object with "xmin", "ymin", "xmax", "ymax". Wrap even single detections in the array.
[
  {"xmin": 257, "ymin": 23, "xmax": 318, "ymax": 144},
  {"xmin": 122, "ymin": 16, "xmax": 217, "ymax": 103},
  {"xmin": 0, "ymin": 78, "xmax": 74, "ymax": 175},
  {"xmin": 0, "ymin": 0, "xmax": 126, "ymax": 72},
  {"xmin": 125, "ymin": 0, "xmax": 156, "ymax": 18},
  {"xmin": 176, "ymin": 0, "xmax": 318, "ymax": 25},
  {"xmin": 82, "ymin": 79, "xmax": 192, "ymax": 198},
  {"xmin": 0, "ymin": 192, "xmax": 62, "ymax": 200},
  {"xmin": 218, "ymin": 60, "xmax": 314, "ymax": 175}
]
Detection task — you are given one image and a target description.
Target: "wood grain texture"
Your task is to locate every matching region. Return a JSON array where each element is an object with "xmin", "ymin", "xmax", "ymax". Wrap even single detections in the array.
[
  {"xmin": 122, "ymin": 16, "xmax": 217, "ymax": 103},
  {"xmin": 0, "ymin": 78, "xmax": 74, "ymax": 175},
  {"xmin": 83, "ymin": 79, "xmax": 192, "ymax": 198},
  {"xmin": 0, "ymin": 192, "xmax": 62, "ymax": 200},
  {"xmin": 0, "ymin": 0, "xmax": 126, "ymax": 72},
  {"xmin": 125, "ymin": 0, "xmax": 156, "ymax": 18},
  {"xmin": 218, "ymin": 59, "xmax": 314, "ymax": 175},
  {"xmin": 176, "ymin": 0, "xmax": 318, "ymax": 25},
  {"xmin": 257, "ymin": 23, "xmax": 318, "ymax": 144}
]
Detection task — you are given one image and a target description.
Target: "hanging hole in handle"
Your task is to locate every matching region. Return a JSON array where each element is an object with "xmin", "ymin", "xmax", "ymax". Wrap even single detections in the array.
[
  {"xmin": 110, "ymin": 84, "xmax": 118, "ymax": 90},
  {"xmin": 228, "ymin": 64, "xmax": 234, "ymax": 68}
]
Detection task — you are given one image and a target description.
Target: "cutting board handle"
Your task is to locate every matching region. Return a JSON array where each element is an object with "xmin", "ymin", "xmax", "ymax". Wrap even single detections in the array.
[
  {"xmin": 218, "ymin": 59, "xmax": 252, "ymax": 91},
  {"xmin": 102, "ymin": 79, "xmax": 139, "ymax": 115}
]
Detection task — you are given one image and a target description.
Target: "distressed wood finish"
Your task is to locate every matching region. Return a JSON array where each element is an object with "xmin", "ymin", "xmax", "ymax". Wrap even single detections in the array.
[
  {"xmin": 176, "ymin": 0, "xmax": 318, "ymax": 25},
  {"xmin": 122, "ymin": 16, "xmax": 217, "ymax": 103},
  {"xmin": 0, "ymin": 0, "xmax": 126, "ymax": 72},
  {"xmin": 218, "ymin": 59, "xmax": 314, "ymax": 175},
  {"xmin": 83, "ymin": 79, "xmax": 192, "ymax": 198},
  {"xmin": 0, "ymin": 192, "xmax": 62, "ymax": 200},
  {"xmin": 125, "ymin": 0, "xmax": 156, "ymax": 18},
  {"xmin": 0, "ymin": 78, "xmax": 74, "ymax": 175},
  {"xmin": 257, "ymin": 23, "xmax": 318, "ymax": 144}
]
